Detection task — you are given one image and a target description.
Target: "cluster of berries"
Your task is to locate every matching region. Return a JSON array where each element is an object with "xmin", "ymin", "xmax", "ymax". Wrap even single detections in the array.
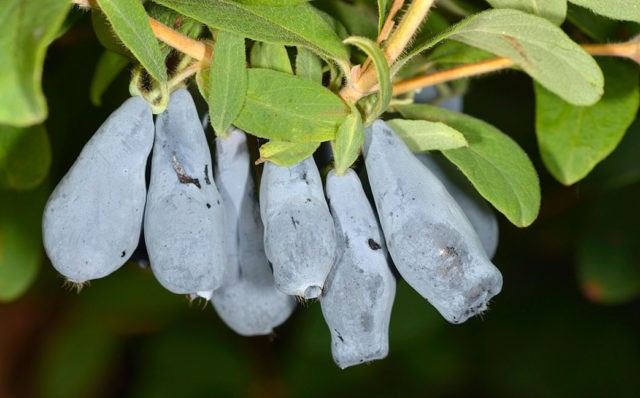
[{"xmin": 42, "ymin": 89, "xmax": 501, "ymax": 368}]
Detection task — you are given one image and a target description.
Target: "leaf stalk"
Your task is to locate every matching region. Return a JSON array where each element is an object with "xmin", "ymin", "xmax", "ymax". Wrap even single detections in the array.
[
  {"xmin": 340, "ymin": 0, "xmax": 435, "ymax": 103},
  {"xmin": 392, "ymin": 41, "xmax": 640, "ymax": 96},
  {"xmin": 148, "ymin": 17, "xmax": 212, "ymax": 67}
]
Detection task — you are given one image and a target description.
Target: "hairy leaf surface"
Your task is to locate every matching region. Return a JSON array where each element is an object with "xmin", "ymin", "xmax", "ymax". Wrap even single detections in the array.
[
  {"xmin": 396, "ymin": 103, "xmax": 540, "ymax": 227},
  {"xmin": 234, "ymin": 69, "xmax": 348, "ymax": 142}
]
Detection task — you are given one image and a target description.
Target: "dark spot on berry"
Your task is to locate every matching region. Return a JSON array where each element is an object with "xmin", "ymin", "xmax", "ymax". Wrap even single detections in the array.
[
  {"xmin": 291, "ymin": 216, "xmax": 300, "ymax": 229},
  {"xmin": 442, "ymin": 246, "xmax": 458, "ymax": 256},
  {"xmin": 121, "ymin": 251, "xmax": 126, "ymax": 258},
  {"xmin": 172, "ymin": 153, "xmax": 201, "ymax": 188},
  {"xmin": 206, "ymin": 203, "xmax": 211, "ymax": 208},
  {"xmin": 368, "ymin": 239, "xmax": 381, "ymax": 250},
  {"xmin": 204, "ymin": 164, "xmax": 211, "ymax": 185}
]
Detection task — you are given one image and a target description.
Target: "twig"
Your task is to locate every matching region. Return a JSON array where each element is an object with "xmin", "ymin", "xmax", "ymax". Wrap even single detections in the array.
[
  {"xmin": 341, "ymin": 0, "xmax": 436, "ymax": 102},
  {"xmin": 392, "ymin": 57, "xmax": 514, "ymax": 95},
  {"xmin": 71, "ymin": 0, "xmax": 212, "ymax": 67},
  {"xmin": 169, "ymin": 61, "xmax": 203, "ymax": 87},
  {"xmin": 391, "ymin": 41, "xmax": 640, "ymax": 96},
  {"xmin": 148, "ymin": 17, "xmax": 212, "ymax": 67},
  {"xmin": 583, "ymin": 42, "xmax": 640, "ymax": 63},
  {"xmin": 383, "ymin": 0, "xmax": 435, "ymax": 64},
  {"xmin": 377, "ymin": 0, "xmax": 405, "ymax": 44},
  {"xmin": 362, "ymin": 0, "xmax": 405, "ymax": 72}
]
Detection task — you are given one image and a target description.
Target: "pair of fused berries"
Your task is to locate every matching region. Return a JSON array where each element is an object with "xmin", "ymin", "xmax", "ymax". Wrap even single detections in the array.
[
  {"xmin": 42, "ymin": 90, "xmax": 292, "ymax": 337},
  {"xmin": 42, "ymin": 89, "xmax": 502, "ymax": 369}
]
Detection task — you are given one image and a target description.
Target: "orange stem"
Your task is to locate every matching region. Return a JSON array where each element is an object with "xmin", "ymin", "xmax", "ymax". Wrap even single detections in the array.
[
  {"xmin": 392, "ymin": 41, "xmax": 640, "ymax": 96},
  {"xmin": 148, "ymin": 17, "xmax": 212, "ymax": 67},
  {"xmin": 392, "ymin": 57, "xmax": 514, "ymax": 95}
]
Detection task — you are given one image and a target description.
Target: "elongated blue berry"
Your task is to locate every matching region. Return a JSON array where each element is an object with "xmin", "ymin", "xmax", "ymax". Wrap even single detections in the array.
[
  {"xmin": 212, "ymin": 129, "xmax": 296, "ymax": 335},
  {"xmin": 259, "ymin": 156, "xmax": 336, "ymax": 298},
  {"xmin": 363, "ymin": 120, "xmax": 502, "ymax": 324},
  {"xmin": 144, "ymin": 89, "xmax": 226, "ymax": 294},
  {"xmin": 416, "ymin": 153, "xmax": 499, "ymax": 259},
  {"xmin": 43, "ymin": 96, "xmax": 154, "ymax": 283},
  {"xmin": 322, "ymin": 169, "xmax": 396, "ymax": 368}
]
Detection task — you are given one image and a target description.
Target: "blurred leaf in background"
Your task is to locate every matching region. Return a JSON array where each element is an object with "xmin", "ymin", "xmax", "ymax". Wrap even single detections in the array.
[
  {"xmin": 0, "ymin": 182, "xmax": 48, "ymax": 302},
  {"xmin": 0, "ymin": 124, "xmax": 52, "ymax": 191},
  {"xmin": 0, "ymin": 0, "xmax": 70, "ymax": 126},
  {"xmin": 577, "ymin": 184, "xmax": 640, "ymax": 304}
]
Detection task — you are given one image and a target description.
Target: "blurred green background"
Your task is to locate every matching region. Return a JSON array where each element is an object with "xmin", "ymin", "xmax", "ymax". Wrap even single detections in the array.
[{"xmin": 1, "ymin": 11, "xmax": 640, "ymax": 398}]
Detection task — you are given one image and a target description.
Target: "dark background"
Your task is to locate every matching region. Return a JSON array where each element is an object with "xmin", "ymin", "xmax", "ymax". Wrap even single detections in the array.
[{"xmin": 1, "ymin": 13, "xmax": 639, "ymax": 398}]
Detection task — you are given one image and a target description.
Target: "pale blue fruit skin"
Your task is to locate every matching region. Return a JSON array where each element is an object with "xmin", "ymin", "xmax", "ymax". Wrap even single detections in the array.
[
  {"xmin": 42, "ymin": 96, "xmax": 154, "ymax": 283},
  {"xmin": 322, "ymin": 169, "xmax": 396, "ymax": 369},
  {"xmin": 415, "ymin": 153, "xmax": 499, "ymax": 259},
  {"xmin": 414, "ymin": 87, "xmax": 499, "ymax": 259},
  {"xmin": 259, "ymin": 156, "xmax": 337, "ymax": 298},
  {"xmin": 144, "ymin": 89, "xmax": 226, "ymax": 294},
  {"xmin": 211, "ymin": 128, "xmax": 296, "ymax": 336},
  {"xmin": 363, "ymin": 120, "xmax": 502, "ymax": 324}
]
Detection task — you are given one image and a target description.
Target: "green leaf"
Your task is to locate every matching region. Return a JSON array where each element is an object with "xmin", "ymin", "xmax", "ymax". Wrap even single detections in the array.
[
  {"xmin": 565, "ymin": 2, "xmax": 622, "ymax": 42},
  {"xmin": 0, "ymin": 124, "xmax": 51, "ymax": 191},
  {"xmin": 585, "ymin": 117, "xmax": 640, "ymax": 190},
  {"xmin": 153, "ymin": 0, "xmax": 348, "ymax": 61},
  {"xmin": 209, "ymin": 31, "xmax": 247, "ymax": 136},
  {"xmin": 343, "ymin": 36, "xmax": 391, "ymax": 124},
  {"xmin": 400, "ymin": 9, "xmax": 604, "ymax": 106},
  {"xmin": 315, "ymin": 1, "xmax": 378, "ymax": 39},
  {"xmin": 450, "ymin": 9, "xmax": 603, "ymax": 105},
  {"xmin": 395, "ymin": 103, "xmax": 540, "ymax": 227},
  {"xmin": 91, "ymin": 9, "xmax": 131, "ymax": 57},
  {"xmin": 327, "ymin": 55, "xmax": 345, "ymax": 92},
  {"xmin": 94, "ymin": 0, "xmax": 167, "ymax": 84},
  {"xmin": 0, "ymin": 183, "xmax": 48, "ymax": 302},
  {"xmin": 535, "ymin": 58, "xmax": 640, "ymax": 185},
  {"xmin": 250, "ymin": 41, "xmax": 294, "ymax": 74},
  {"xmin": 378, "ymin": 0, "xmax": 390, "ymax": 34},
  {"xmin": 234, "ymin": 69, "xmax": 348, "ymax": 142},
  {"xmin": 259, "ymin": 140, "xmax": 320, "ymax": 166},
  {"xmin": 486, "ymin": 0, "xmax": 567, "ymax": 25},
  {"xmin": 195, "ymin": 67, "xmax": 210, "ymax": 100},
  {"xmin": 235, "ymin": 0, "xmax": 311, "ymax": 5},
  {"xmin": 90, "ymin": 50, "xmax": 130, "ymax": 107},
  {"xmin": 333, "ymin": 103, "xmax": 363, "ymax": 175},
  {"xmin": 385, "ymin": 119, "xmax": 468, "ymax": 151},
  {"xmin": 0, "ymin": 0, "xmax": 71, "ymax": 127},
  {"xmin": 428, "ymin": 40, "xmax": 496, "ymax": 65},
  {"xmin": 296, "ymin": 47, "xmax": 323, "ymax": 83},
  {"xmin": 568, "ymin": 0, "xmax": 640, "ymax": 23}
]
